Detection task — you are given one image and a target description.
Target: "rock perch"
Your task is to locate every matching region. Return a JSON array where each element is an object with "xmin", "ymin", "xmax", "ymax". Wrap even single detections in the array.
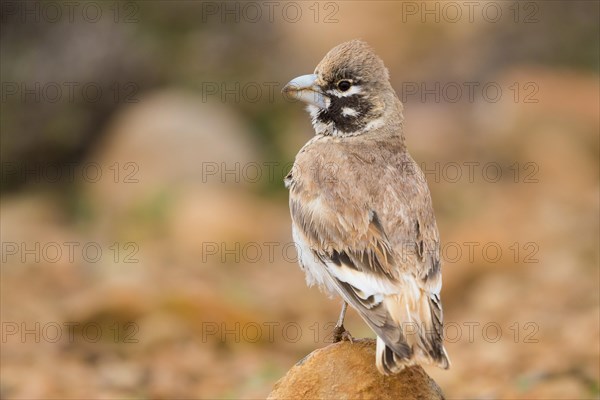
[{"xmin": 268, "ymin": 339, "xmax": 445, "ymax": 399}]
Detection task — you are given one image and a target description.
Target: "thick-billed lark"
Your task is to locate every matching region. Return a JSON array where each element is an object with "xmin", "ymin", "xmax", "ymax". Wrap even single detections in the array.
[{"xmin": 282, "ymin": 40, "xmax": 450, "ymax": 374}]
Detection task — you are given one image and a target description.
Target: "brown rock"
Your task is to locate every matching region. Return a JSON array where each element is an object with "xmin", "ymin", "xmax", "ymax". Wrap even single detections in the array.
[{"xmin": 268, "ymin": 339, "xmax": 444, "ymax": 400}]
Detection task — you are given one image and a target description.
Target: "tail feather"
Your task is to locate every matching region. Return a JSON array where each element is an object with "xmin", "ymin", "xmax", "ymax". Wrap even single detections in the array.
[
  {"xmin": 321, "ymin": 265, "xmax": 450, "ymax": 375},
  {"xmin": 375, "ymin": 291, "xmax": 450, "ymax": 375}
]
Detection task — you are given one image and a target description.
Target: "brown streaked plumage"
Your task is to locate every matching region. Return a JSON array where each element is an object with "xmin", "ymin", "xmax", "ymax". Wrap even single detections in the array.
[{"xmin": 283, "ymin": 40, "xmax": 450, "ymax": 374}]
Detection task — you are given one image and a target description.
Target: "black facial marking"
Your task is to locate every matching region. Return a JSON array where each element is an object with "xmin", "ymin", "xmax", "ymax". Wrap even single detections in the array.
[{"xmin": 316, "ymin": 93, "xmax": 373, "ymax": 133}]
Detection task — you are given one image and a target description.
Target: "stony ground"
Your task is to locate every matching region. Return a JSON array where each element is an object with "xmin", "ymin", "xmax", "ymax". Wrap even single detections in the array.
[{"xmin": 2, "ymin": 2, "xmax": 598, "ymax": 398}]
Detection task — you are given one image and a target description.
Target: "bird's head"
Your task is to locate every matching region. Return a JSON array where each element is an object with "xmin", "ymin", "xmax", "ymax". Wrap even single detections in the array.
[{"xmin": 283, "ymin": 40, "xmax": 402, "ymax": 137}]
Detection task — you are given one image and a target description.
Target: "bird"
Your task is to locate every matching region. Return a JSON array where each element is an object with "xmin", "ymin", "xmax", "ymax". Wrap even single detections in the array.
[{"xmin": 282, "ymin": 40, "xmax": 450, "ymax": 375}]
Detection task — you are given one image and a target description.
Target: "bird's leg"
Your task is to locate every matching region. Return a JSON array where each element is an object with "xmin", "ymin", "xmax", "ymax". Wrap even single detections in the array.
[{"xmin": 332, "ymin": 301, "xmax": 354, "ymax": 343}]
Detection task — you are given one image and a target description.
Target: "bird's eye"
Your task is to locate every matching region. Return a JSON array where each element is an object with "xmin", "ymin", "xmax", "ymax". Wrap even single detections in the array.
[{"xmin": 337, "ymin": 80, "xmax": 352, "ymax": 92}]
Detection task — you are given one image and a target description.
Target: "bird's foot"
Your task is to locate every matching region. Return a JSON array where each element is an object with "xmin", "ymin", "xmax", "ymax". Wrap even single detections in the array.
[{"xmin": 332, "ymin": 324, "xmax": 354, "ymax": 343}]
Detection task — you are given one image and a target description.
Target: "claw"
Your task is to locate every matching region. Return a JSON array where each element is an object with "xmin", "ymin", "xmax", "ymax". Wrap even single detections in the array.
[{"xmin": 332, "ymin": 324, "xmax": 354, "ymax": 343}]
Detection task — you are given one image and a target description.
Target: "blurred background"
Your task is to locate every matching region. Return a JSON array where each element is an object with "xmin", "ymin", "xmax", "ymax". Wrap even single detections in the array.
[{"xmin": 1, "ymin": 1, "xmax": 598, "ymax": 398}]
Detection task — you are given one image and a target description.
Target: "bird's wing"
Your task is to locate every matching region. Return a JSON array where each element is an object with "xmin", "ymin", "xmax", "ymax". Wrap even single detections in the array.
[{"xmin": 288, "ymin": 141, "xmax": 449, "ymax": 373}]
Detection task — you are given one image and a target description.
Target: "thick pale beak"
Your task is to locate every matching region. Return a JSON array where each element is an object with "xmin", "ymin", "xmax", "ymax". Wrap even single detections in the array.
[{"xmin": 282, "ymin": 74, "xmax": 328, "ymax": 109}]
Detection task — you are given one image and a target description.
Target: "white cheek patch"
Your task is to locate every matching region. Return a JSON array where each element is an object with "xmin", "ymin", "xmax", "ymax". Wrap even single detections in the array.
[
  {"xmin": 326, "ymin": 85, "xmax": 362, "ymax": 98},
  {"xmin": 341, "ymin": 107, "xmax": 359, "ymax": 117}
]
